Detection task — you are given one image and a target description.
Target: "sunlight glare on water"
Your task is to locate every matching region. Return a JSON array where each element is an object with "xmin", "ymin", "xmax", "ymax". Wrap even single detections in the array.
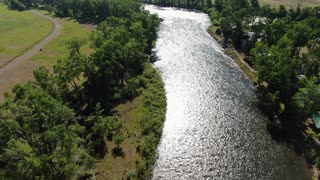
[{"xmin": 145, "ymin": 5, "xmax": 310, "ymax": 180}]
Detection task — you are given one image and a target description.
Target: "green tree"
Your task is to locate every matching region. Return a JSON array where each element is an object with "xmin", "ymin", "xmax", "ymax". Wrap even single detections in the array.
[
  {"xmin": 251, "ymin": 39, "xmax": 297, "ymax": 106},
  {"xmin": 250, "ymin": 0, "xmax": 259, "ymax": 9},
  {"xmin": 278, "ymin": 5, "xmax": 287, "ymax": 18},
  {"xmin": 113, "ymin": 134, "xmax": 125, "ymax": 148},
  {"xmin": 293, "ymin": 77, "xmax": 320, "ymax": 115},
  {"xmin": 287, "ymin": 22, "xmax": 312, "ymax": 55},
  {"xmin": 84, "ymin": 104, "xmax": 120, "ymax": 157},
  {"xmin": 0, "ymin": 83, "xmax": 92, "ymax": 179},
  {"xmin": 225, "ymin": 0, "xmax": 249, "ymax": 10}
]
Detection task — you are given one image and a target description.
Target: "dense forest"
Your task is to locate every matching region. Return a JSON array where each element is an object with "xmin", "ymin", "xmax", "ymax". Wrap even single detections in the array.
[{"xmin": 0, "ymin": 0, "xmax": 166, "ymax": 179}]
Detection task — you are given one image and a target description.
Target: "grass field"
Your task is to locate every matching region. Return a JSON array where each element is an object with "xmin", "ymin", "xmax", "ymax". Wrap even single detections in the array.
[
  {"xmin": 30, "ymin": 11, "xmax": 95, "ymax": 64},
  {"xmin": 259, "ymin": 0, "xmax": 320, "ymax": 8},
  {"xmin": 0, "ymin": 8, "xmax": 95, "ymax": 102},
  {"xmin": 0, "ymin": 4, "xmax": 53, "ymax": 67}
]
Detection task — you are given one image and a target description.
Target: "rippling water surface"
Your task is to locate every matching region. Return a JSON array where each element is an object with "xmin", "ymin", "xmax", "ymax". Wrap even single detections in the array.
[{"xmin": 145, "ymin": 5, "xmax": 310, "ymax": 180}]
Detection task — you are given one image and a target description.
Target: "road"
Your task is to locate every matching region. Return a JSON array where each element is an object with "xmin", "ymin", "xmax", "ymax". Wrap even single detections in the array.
[{"xmin": 0, "ymin": 10, "xmax": 61, "ymax": 75}]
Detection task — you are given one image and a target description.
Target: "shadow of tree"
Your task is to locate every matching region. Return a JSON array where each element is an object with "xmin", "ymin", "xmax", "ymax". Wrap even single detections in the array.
[{"xmin": 112, "ymin": 147, "xmax": 125, "ymax": 158}]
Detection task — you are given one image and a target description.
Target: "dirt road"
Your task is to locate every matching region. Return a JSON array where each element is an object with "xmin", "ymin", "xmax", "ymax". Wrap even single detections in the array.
[
  {"xmin": 0, "ymin": 10, "xmax": 61, "ymax": 75},
  {"xmin": 0, "ymin": 10, "xmax": 61, "ymax": 102}
]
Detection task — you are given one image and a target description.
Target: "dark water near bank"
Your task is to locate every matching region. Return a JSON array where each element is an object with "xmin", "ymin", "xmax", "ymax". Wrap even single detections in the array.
[{"xmin": 145, "ymin": 5, "xmax": 311, "ymax": 180}]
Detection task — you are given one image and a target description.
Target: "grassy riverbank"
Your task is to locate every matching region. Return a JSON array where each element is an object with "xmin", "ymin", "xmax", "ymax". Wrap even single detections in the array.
[{"xmin": 95, "ymin": 63, "xmax": 166, "ymax": 179}]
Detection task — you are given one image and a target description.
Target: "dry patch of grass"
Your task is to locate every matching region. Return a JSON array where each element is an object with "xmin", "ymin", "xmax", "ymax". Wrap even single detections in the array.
[
  {"xmin": 259, "ymin": 0, "xmax": 320, "ymax": 8},
  {"xmin": 0, "ymin": 61, "xmax": 52, "ymax": 102}
]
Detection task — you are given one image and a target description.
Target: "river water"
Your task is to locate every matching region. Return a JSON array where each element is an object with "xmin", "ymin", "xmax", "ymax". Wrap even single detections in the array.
[{"xmin": 145, "ymin": 5, "xmax": 311, "ymax": 180}]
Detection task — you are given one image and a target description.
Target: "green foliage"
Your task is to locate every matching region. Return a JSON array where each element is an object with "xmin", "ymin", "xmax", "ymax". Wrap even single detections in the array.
[
  {"xmin": 224, "ymin": 0, "xmax": 249, "ymax": 10},
  {"xmin": 301, "ymin": 50, "xmax": 320, "ymax": 79},
  {"xmin": 135, "ymin": 64, "xmax": 166, "ymax": 179},
  {"xmin": 293, "ymin": 77, "xmax": 320, "ymax": 116},
  {"xmin": 53, "ymin": 0, "xmax": 142, "ymax": 23},
  {"xmin": 1, "ymin": 0, "xmax": 162, "ymax": 178},
  {"xmin": 84, "ymin": 104, "xmax": 120, "ymax": 157},
  {"xmin": 250, "ymin": 38, "xmax": 298, "ymax": 115},
  {"xmin": 242, "ymin": 5, "xmax": 320, "ymax": 119},
  {"xmin": 207, "ymin": 8, "xmax": 220, "ymax": 25},
  {"xmin": 250, "ymin": 0, "xmax": 260, "ymax": 9},
  {"xmin": 113, "ymin": 134, "xmax": 125, "ymax": 147},
  {"xmin": 6, "ymin": 0, "xmax": 27, "ymax": 10},
  {"xmin": 316, "ymin": 157, "xmax": 320, "ymax": 170},
  {"xmin": 287, "ymin": 21, "xmax": 312, "ymax": 54},
  {"xmin": 144, "ymin": 0, "xmax": 209, "ymax": 10},
  {"xmin": 0, "ymin": 83, "xmax": 93, "ymax": 179},
  {"xmin": 278, "ymin": 5, "xmax": 287, "ymax": 18}
]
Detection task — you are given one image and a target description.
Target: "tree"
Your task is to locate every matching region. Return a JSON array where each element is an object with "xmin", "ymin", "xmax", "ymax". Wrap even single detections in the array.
[
  {"xmin": 251, "ymin": 40, "xmax": 297, "ymax": 106},
  {"xmin": 84, "ymin": 104, "xmax": 121, "ymax": 157},
  {"xmin": 214, "ymin": 0, "xmax": 223, "ymax": 12},
  {"xmin": 0, "ymin": 83, "xmax": 92, "ymax": 179},
  {"xmin": 250, "ymin": 0, "xmax": 259, "ymax": 9},
  {"xmin": 263, "ymin": 19, "xmax": 287, "ymax": 45},
  {"xmin": 300, "ymin": 51, "xmax": 320, "ymax": 79},
  {"xmin": 225, "ymin": 0, "xmax": 249, "ymax": 10},
  {"xmin": 113, "ymin": 134, "xmax": 125, "ymax": 148},
  {"xmin": 293, "ymin": 77, "xmax": 320, "ymax": 115},
  {"xmin": 6, "ymin": 0, "xmax": 27, "ymax": 10},
  {"xmin": 287, "ymin": 22, "xmax": 312, "ymax": 55},
  {"xmin": 278, "ymin": 5, "xmax": 287, "ymax": 18}
]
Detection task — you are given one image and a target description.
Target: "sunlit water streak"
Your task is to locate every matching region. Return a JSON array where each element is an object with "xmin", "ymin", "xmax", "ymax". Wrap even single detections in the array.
[{"xmin": 145, "ymin": 5, "xmax": 310, "ymax": 180}]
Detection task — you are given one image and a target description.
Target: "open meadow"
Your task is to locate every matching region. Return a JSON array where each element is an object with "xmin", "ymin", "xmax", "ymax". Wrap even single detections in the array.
[
  {"xmin": 30, "ymin": 11, "xmax": 94, "ymax": 64},
  {"xmin": 0, "ymin": 4, "xmax": 53, "ymax": 67}
]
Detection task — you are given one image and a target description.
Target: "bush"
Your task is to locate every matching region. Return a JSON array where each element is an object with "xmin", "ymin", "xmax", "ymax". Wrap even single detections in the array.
[
  {"xmin": 7, "ymin": 0, "xmax": 26, "ymax": 10},
  {"xmin": 216, "ymin": 28, "xmax": 222, "ymax": 35}
]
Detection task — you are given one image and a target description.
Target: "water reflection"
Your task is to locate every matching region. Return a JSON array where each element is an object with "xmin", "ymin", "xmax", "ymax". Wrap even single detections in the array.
[{"xmin": 145, "ymin": 5, "xmax": 310, "ymax": 180}]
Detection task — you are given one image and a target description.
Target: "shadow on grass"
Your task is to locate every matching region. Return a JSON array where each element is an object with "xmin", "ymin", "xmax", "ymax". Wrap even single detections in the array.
[{"xmin": 112, "ymin": 147, "xmax": 125, "ymax": 158}]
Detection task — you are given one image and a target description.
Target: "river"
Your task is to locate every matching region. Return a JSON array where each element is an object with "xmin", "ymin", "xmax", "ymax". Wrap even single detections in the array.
[{"xmin": 145, "ymin": 5, "xmax": 311, "ymax": 180}]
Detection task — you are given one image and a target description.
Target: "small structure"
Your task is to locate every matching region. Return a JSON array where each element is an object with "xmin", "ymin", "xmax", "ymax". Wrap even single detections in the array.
[{"xmin": 312, "ymin": 112, "xmax": 320, "ymax": 129}]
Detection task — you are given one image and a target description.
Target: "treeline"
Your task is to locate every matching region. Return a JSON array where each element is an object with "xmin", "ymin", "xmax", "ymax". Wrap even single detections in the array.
[
  {"xmin": 142, "ymin": 0, "xmax": 258, "ymax": 11},
  {"xmin": 135, "ymin": 64, "xmax": 166, "ymax": 179},
  {"xmin": 4, "ymin": 0, "xmax": 142, "ymax": 23},
  {"xmin": 144, "ymin": 0, "xmax": 212, "ymax": 10},
  {"xmin": 0, "ymin": 0, "xmax": 163, "ymax": 179}
]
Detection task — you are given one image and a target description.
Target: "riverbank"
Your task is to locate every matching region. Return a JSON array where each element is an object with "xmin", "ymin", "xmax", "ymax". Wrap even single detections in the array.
[
  {"xmin": 207, "ymin": 25, "xmax": 257, "ymax": 83},
  {"xmin": 207, "ymin": 16, "xmax": 317, "ymax": 180},
  {"xmin": 94, "ymin": 63, "xmax": 166, "ymax": 179}
]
